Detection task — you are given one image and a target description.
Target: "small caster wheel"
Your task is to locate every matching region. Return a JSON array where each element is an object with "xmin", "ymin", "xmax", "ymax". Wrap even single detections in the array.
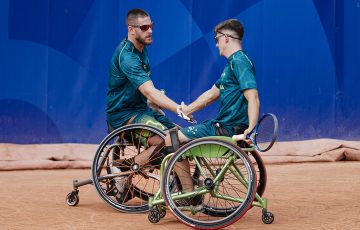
[
  {"xmin": 262, "ymin": 210, "xmax": 274, "ymax": 224},
  {"xmin": 66, "ymin": 191, "xmax": 79, "ymax": 206},
  {"xmin": 148, "ymin": 208, "xmax": 161, "ymax": 223},
  {"xmin": 157, "ymin": 207, "xmax": 166, "ymax": 219}
]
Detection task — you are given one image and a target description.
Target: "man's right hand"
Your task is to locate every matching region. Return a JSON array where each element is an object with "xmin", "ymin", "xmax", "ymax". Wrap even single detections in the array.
[
  {"xmin": 177, "ymin": 102, "xmax": 196, "ymax": 123},
  {"xmin": 180, "ymin": 102, "xmax": 192, "ymax": 117}
]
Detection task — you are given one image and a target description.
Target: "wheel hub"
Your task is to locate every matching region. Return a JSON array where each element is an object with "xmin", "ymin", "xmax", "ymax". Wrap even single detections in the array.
[
  {"xmin": 204, "ymin": 178, "xmax": 215, "ymax": 190},
  {"xmin": 131, "ymin": 163, "xmax": 140, "ymax": 172}
]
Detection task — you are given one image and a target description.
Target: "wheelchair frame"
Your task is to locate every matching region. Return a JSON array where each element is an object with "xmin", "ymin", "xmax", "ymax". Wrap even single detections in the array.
[{"xmin": 66, "ymin": 124, "xmax": 274, "ymax": 229}]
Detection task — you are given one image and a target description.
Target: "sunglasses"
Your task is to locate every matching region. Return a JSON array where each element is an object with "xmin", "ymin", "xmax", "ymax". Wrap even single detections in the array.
[
  {"xmin": 214, "ymin": 31, "xmax": 241, "ymax": 43},
  {"xmin": 129, "ymin": 22, "xmax": 154, "ymax": 32},
  {"xmin": 214, "ymin": 33, "xmax": 226, "ymax": 43}
]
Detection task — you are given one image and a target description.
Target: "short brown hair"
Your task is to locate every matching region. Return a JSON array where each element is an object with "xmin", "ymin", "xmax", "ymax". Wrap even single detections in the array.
[
  {"xmin": 214, "ymin": 19, "xmax": 244, "ymax": 41},
  {"xmin": 126, "ymin": 8, "xmax": 149, "ymax": 25}
]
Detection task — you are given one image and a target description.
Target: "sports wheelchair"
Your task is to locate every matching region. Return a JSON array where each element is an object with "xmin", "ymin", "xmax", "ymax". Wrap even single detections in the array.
[{"xmin": 66, "ymin": 123, "xmax": 274, "ymax": 229}]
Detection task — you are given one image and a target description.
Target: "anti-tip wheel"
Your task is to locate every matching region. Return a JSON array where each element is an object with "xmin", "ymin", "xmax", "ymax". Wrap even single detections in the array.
[
  {"xmin": 262, "ymin": 210, "xmax": 274, "ymax": 224},
  {"xmin": 66, "ymin": 191, "xmax": 79, "ymax": 206},
  {"xmin": 148, "ymin": 208, "xmax": 161, "ymax": 223}
]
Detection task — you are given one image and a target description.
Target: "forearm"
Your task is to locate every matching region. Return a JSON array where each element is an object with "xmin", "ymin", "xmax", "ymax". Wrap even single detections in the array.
[
  {"xmin": 146, "ymin": 89, "xmax": 179, "ymax": 113},
  {"xmin": 187, "ymin": 86, "xmax": 219, "ymax": 114},
  {"xmin": 247, "ymin": 96, "xmax": 260, "ymax": 131}
]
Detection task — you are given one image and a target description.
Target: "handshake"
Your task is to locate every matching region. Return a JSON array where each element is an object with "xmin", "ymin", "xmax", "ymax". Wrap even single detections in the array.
[
  {"xmin": 147, "ymin": 90, "xmax": 196, "ymax": 123},
  {"xmin": 177, "ymin": 102, "xmax": 197, "ymax": 124}
]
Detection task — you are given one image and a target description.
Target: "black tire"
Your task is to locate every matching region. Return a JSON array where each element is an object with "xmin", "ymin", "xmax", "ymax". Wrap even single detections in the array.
[
  {"xmin": 262, "ymin": 210, "xmax": 274, "ymax": 224},
  {"xmin": 148, "ymin": 208, "xmax": 161, "ymax": 223},
  {"xmin": 191, "ymin": 144, "xmax": 267, "ymax": 217},
  {"xmin": 202, "ymin": 150, "xmax": 267, "ymax": 217},
  {"xmin": 66, "ymin": 191, "xmax": 79, "ymax": 206},
  {"xmin": 162, "ymin": 138, "xmax": 257, "ymax": 229},
  {"xmin": 248, "ymin": 150, "xmax": 267, "ymax": 197},
  {"xmin": 92, "ymin": 124, "xmax": 166, "ymax": 213}
]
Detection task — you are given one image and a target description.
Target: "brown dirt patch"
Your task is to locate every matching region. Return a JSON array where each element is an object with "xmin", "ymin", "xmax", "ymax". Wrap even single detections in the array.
[{"xmin": 1, "ymin": 162, "xmax": 359, "ymax": 229}]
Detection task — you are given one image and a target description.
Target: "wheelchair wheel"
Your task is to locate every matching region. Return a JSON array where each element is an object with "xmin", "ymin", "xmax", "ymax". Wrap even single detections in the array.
[
  {"xmin": 92, "ymin": 124, "xmax": 166, "ymax": 213},
  {"xmin": 162, "ymin": 138, "xmax": 257, "ymax": 229},
  {"xmin": 248, "ymin": 150, "xmax": 267, "ymax": 197},
  {"xmin": 197, "ymin": 149, "xmax": 267, "ymax": 217}
]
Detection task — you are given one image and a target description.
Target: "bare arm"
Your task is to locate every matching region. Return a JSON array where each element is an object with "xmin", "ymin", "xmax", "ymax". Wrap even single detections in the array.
[
  {"xmin": 139, "ymin": 81, "xmax": 179, "ymax": 113},
  {"xmin": 183, "ymin": 85, "xmax": 220, "ymax": 115},
  {"xmin": 243, "ymin": 89, "xmax": 260, "ymax": 134}
]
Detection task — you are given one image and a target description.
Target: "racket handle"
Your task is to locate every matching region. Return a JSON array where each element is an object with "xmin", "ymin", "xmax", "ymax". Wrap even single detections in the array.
[{"xmin": 232, "ymin": 134, "xmax": 245, "ymax": 141}]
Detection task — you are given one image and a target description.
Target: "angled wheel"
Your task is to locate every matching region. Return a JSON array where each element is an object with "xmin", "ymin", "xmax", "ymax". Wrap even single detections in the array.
[
  {"xmin": 248, "ymin": 150, "xmax": 267, "ymax": 197},
  {"xmin": 91, "ymin": 124, "xmax": 166, "ymax": 213},
  {"xmin": 162, "ymin": 138, "xmax": 257, "ymax": 229}
]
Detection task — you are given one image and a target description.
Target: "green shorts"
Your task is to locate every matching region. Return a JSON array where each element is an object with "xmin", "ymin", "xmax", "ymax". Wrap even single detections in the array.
[
  {"xmin": 132, "ymin": 110, "xmax": 175, "ymax": 131},
  {"xmin": 180, "ymin": 120, "xmax": 235, "ymax": 140}
]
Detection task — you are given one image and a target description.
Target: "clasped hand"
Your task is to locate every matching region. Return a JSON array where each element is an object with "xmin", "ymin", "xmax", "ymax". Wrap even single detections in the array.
[{"xmin": 177, "ymin": 102, "xmax": 196, "ymax": 123}]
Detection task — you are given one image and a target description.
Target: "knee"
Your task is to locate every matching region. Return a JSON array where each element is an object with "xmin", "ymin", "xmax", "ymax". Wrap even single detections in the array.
[
  {"xmin": 148, "ymin": 135, "xmax": 164, "ymax": 146},
  {"xmin": 165, "ymin": 134, "xmax": 172, "ymax": 146},
  {"xmin": 164, "ymin": 129, "xmax": 189, "ymax": 153}
]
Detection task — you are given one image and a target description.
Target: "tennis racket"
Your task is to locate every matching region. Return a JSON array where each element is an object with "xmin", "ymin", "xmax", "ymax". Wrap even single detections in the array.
[{"xmin": 232, "ymin": 113, "xmax": 278, "ymax": 152}]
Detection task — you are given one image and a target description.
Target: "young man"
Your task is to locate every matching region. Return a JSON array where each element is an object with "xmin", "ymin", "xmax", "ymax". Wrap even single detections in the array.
[{"xmin": 168, "ymin": 19, "xmax": 260, "ymax": 198}]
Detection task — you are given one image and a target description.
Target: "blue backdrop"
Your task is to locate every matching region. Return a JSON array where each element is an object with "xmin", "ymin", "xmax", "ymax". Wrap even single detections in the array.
[{"xmin": 0, "ymin": 0, "xmax": 359, "ymax": 144}]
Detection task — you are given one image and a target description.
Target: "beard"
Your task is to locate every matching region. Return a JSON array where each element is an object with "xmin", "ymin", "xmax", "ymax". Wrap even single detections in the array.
[{"xmin": 136, "ymin": 35, "xmax": 153, "ymax": 46}]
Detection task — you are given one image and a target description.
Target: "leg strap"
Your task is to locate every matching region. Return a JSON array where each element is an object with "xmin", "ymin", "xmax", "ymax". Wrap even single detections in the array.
[
  {"xmin": 169, "ymin": 128, "xmax": 180, "ymax": 151},
  {"xmin": 162, "ymin": 127, "xmax": 181, "ymax": 154}
]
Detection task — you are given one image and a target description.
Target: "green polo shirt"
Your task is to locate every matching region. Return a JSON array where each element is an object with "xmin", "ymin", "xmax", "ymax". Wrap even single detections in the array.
[
  {"xmin": 106, "ymin": 38, "xmax": 152, "ymax": 128},
  {"xmin": 214, "ymin": 50, "xmax": 257, "ymax": 126}
]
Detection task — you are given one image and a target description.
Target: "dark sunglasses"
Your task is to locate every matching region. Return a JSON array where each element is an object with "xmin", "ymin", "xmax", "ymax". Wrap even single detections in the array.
[
  {"xmin": 214, "ymin": 33, "xmax": 226, "ymax": 43},
  {"xmin": 214, "ymin": 31, "xmax": 240, "ymax": 43},
  {"xmin": 129, "ymin": 22, "xmax": 154, "ymax": 32}
]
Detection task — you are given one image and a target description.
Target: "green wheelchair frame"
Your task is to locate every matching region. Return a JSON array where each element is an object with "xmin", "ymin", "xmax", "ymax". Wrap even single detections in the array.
[
  {"xmin": 66, "ymin": 124, "xmax": 274, "ymax": 229},
  {"xmin": 147, "ymin": 136, "xmax": 274, "ymax": 228}
]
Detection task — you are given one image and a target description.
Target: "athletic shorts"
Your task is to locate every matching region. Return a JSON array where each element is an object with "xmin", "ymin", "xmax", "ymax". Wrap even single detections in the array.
[
  {"xmin": 180, "ymin": 120, "xmax": 237, "ymax": 140},
  {"xmin": 107, "ymin": 110, "xmax": 175, "ymax": 133},
  {"xmin": 131, "ymin": 110, "xmax": 175, "ymax": 131}
]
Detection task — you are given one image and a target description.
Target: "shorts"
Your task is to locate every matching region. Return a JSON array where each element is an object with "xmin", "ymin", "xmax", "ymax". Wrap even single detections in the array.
[
  {"xmin": 131, "ymin": 110, "xmax": 175, "ymax": 131},
  {"xmin": 107, "ymin": 110, "xmax": 175, "ymax": 133},
  {"xmin": 180, "ymin": 120, "xmax": 238, "ymax": 140}
]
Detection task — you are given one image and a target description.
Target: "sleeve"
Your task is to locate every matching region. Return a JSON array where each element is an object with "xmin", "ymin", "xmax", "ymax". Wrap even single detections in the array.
[
  {"xmin": 215, "ymin": 78, "xmax": 221, "ymax": 88},
  {"xmin": 231, "ymin": 59, "xmax": 257, "ymax": 91},
  {"xmin": 119, "ymin": 54, "xmax": 150, "ymax": 89}
]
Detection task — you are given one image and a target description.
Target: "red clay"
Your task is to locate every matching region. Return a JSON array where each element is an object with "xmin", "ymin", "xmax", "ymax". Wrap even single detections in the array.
[{"xmin": 1, "ymin": 162, "xmax": 359, "ymax": 229}]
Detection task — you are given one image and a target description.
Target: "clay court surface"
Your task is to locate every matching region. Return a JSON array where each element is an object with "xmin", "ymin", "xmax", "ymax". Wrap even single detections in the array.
[{"xmin": 1, "ymin": 161, "xmax": 359, "ymax": 230}]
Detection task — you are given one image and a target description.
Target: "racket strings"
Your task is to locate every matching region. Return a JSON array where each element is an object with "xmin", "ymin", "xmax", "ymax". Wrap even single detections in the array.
[{"xmin": 255, "ymin": 116, "xmax": 276, "ymax": 150}]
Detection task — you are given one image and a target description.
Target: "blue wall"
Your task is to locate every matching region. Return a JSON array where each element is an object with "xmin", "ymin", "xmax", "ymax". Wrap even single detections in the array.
[{"xmin": 0, "ymin": 0, "xmax": 359, "ymax": 143}]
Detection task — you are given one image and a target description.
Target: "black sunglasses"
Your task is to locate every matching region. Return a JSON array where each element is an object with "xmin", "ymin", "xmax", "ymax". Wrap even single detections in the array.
[
  {"xmin": 214, "ymin": 31, "xmax": 240, "ymax": 43},
  {"xmin": 129, "ymin": 22, "xmax": 154, "ymax": 32},
  {"xmin": 214, "ymin": 33, "xmax": 226, "ymax": 43}
]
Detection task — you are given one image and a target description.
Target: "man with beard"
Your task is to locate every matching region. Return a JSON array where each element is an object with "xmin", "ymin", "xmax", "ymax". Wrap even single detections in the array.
[
  {"xmin": 106, "ymin": 8, "xmax": 179, "ymax": 132},
  {"xmin": 106, "ymin": 8, "xmax": 180, "ymax": 202}
]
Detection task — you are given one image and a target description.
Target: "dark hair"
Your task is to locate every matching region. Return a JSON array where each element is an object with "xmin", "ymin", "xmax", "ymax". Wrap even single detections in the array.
[
  {"xmin": 214, "ymin": 19, "xmax": 244, "ymax": 41},
  {"xmin": 126, "ymin": 8, "xmax": 149, "ymax": 25}
]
